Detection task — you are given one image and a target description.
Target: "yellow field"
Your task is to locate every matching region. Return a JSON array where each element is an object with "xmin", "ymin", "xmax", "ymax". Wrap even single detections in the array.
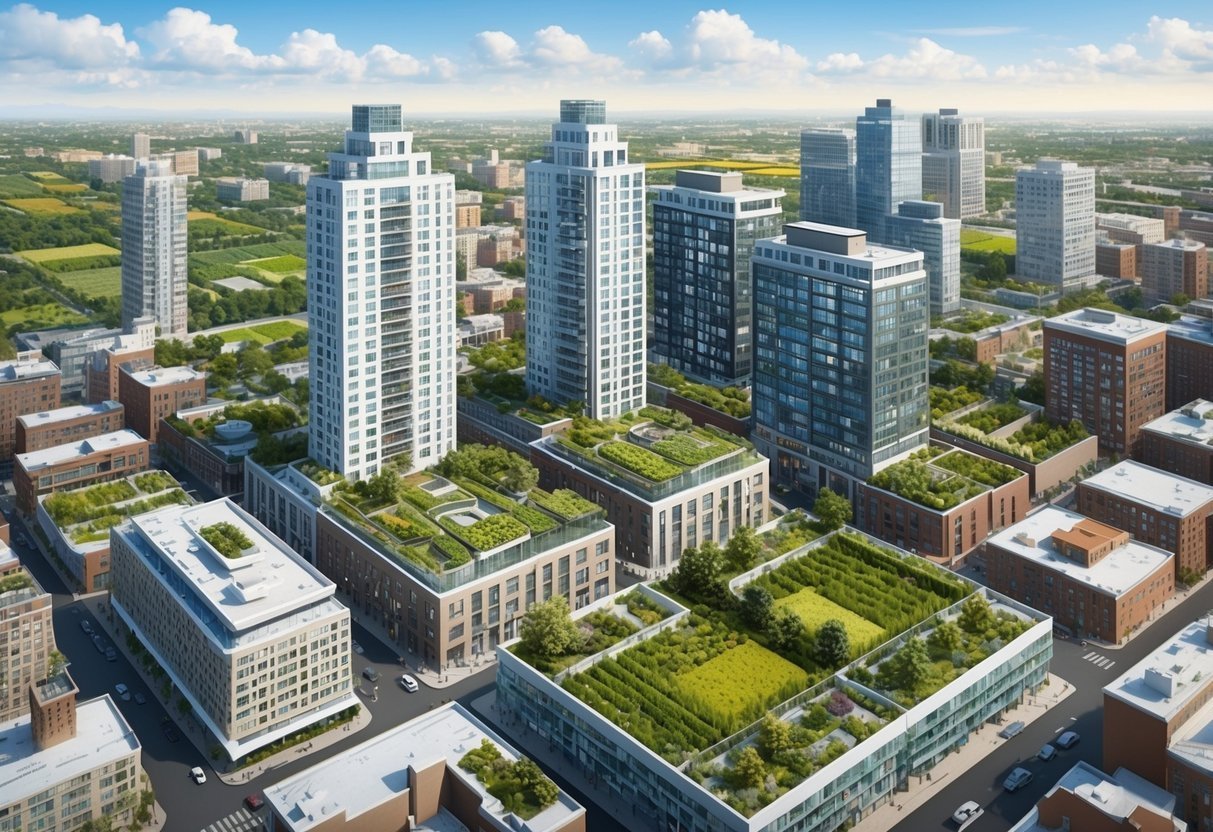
[
  {"xmin": 42, "ymin": 182, "xmax": 87, "ymax": 193},
  {"xmin": 746, "ymin": 166, "xmax": 800, "ymax": 177},
  {"xmin": 18, "ymin": 243, "xmax": 121, "ymax": 262},
  {"xmin": 27, "ymin": 171, "xmax": 68, "ymax": 181},
  {"xmin": 674, "ymin": 641, "xmax": 808, "ymax": 722},
  {"xmin": 644, "ymin": 159, "xmax": 796, "ymax": 176},
  {"xmin": 774, "ymin": 588, "xmax": 885, "ymax": 647},
  {"xmin": 188, "ymin": 210, "xmax": 217, "ymax": 221},
  {"xmin": 4, "ymin": 198, "xmax": 80, "ymax": 215}
]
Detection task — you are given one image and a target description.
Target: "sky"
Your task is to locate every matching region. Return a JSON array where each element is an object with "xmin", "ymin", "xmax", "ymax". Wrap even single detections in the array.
[{"xmin": 3, "ymin": 1, "xmax": 1213, "ymax": 116}]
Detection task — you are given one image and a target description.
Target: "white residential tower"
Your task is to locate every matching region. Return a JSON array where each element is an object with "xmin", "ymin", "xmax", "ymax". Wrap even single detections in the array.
[{"xmin": 120, "ymin": 159, "xmax": 188, "ymax": 340}]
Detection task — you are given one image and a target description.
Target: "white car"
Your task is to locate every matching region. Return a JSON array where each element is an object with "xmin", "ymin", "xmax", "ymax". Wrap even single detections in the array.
[
  {"xmin": 114, "ymin": 683, "xmax": 131, "ymax": 702},
  {"xmin": 1039, "ymin": 743, "xmax": 1057, "ymax": 761},
  {"xmin": 190, "ymin": 766, "xmax": 207, "ymax": 785},
  {"xmin": 1056, "ymin": 730, "xmax": 1080, "ymax": 749},
  {"xmin": 952, "ymin": 801, "xmax": 982, "ymax": 825},
  {"xmin": 1004, "ymin": 767, "xmax": 1033, "ymax": 792},
  {"xmin": 398, "ymin": 674, "xmax": 419, "ymax": 693}
]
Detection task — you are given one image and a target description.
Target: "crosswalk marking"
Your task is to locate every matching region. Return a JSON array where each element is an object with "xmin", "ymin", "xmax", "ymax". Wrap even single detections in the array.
[
  {"xmin": 201, "ymin": 808, "xmax": 260, "ymax": 832},
  {"xmin": 1082, "ymin": 651, "xmax": 1116, "ymax": 670}
]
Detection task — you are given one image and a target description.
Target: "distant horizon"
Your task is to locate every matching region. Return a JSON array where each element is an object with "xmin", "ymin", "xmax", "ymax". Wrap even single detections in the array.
[{"xmin": 2, "ymin": 3, "xmax": 1212, "ymax": 117}]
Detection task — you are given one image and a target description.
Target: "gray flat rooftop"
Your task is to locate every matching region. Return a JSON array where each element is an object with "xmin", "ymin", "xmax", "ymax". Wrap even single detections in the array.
[
  {"xmin": 123, "ymin": 365, "xmax": 205, "ymax": 386},
  {"xmin": 987, "ymin": 505, "xmax": 1172, "ymax": 597},
  {"xmin": 1009, "ymin": 762, "xmax": 1177, "ymax": 831},
  {"xmin": 1080, "ymin": 460, "xmax": 1213, "ymax": 517},
  {"xmin": 1168, "ymin": 315, "xmax": 1213, "ymax": 347},
  {"xmin": 0, "ymin": 696, "xmax": 139, "ymax": 807},
  {"xmin": 1045, "ymin": 307, "xmax": 1168, "ymax": 344},
  {"xmin": 1105, "ymin": 617, "xmax": 1213, "ymax": 722},
  {"xmin": 17, "ymin": 400, "xmax": 122, "ymax": 429},
  {"xmin": 0, "ymin": 355, "xmax": 59, "ymax": 382},
  {"xmin": 1143, "ymin": 400, "xmax": 1213, "ymax": 447},
  {"xmin": 263, "ymin": 702, "xmax": 583, "ymax": 832},
  {"xmin": 16, "ymin": 428, "xmax": 145, "ymax": 472}
]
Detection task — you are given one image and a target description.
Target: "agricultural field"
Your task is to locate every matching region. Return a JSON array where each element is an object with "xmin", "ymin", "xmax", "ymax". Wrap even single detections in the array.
[
  {"xmin": 0, "ymin": 302, "xmax": 90, "ymax": 331},
  {"xmin": 674, "ymin": 641, "xmax": 808, "ymax": 724},
  {"xmin": 26, "ymin": 171, "xmax": 68, "ymax": 181},
  {"xmin": 42, "ymin": 183, "xmax": 88, "ymax": 193},
  {"xmin": 216, "ymin": 320, "xmax": 307, "ymax": 345},
  {"xmin": 0, "ymin": 175, "xmax": 47, "ymax": 197},
  {"xmin": 3, "ymin": 197, "xmax": 80, "ymax": 216},
  {"xmin": 188, "ymin": 210, "xmax": 266, "ymax": 236},
  {"xmin": 191, "ymin": 241, "xmax": 305, "ymax": 265},
  {"xmin": 960, "ymin": 228, "xmax": 1016, "ymax": 255},
  {"xmin": 18, "ymin": 243, "xmax": 121, "ymax": 263},
  {"xmin": 56, "ymin": 267, "xmax": 122, "ymax": 299},
  {"xmin": 774, "ymin": 588, "xmax": 885, "ymax": 648},
  {"xmin": 245, "ymin": 254, "xmax": 305, "ymax": 273},
  {"xmin": 644, "ymin": 159, "xmax": 797, "ymax": 177}
]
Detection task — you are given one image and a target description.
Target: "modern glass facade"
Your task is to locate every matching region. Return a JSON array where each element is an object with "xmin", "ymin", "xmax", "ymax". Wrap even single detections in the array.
[
  {"xmin": 751, "ymin": 223, "xmax": 929, "ymax": 497},
  {"xmin": 855, "ymin": 100, "xmax": 922, "ymax": 243},
  {"xmin": 121, "ymin": 160, "xmax": 188, "ymax": 340},
  {"xmin": 652, "ymin": 171, "xmax": 783, "ymax": 387},
  {"xmin": 886, "ymin": 200, "xmax": 961, "ymax": 315},
  {"xmin": 799, "ymin": 128, "xmax": 856, "ymax": 229},
  {"xmin": 921, "ymin": 109, "xmax": 986, "ymax": 220}
]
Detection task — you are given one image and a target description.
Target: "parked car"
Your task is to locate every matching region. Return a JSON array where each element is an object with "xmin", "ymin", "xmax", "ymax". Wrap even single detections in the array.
[
  {"xmin": 114, "ymin": 683, "xmax": 131, "ymax": 701},
  {"xmin": 398, "ymin": 674, "xmax": 419, "ymax": 693},
  {"xmin": 998, "ymin": 720, "xmax": 1026, "ymax": 739},
  {"xmin": 190, "ymin": 766, "xmax": 207, "ymax": 785},
  {"xmin": 161, "ymin": 719, "xmax": 181, "ymax": 743},
  {"xmin": 1038, "ymin": 743, "xmax": 1057, "ymax": 761},
  {"xmin": 952, "ymin": 801, "xmax": 982, "ymax": 825},
  {"xmin": 92, "ymin": 634, "xmax": 106, "ymax": 654},
  {"xmin": 244, "ymin": 794, "xmax": 264, "ymax": 811},
  {"xmin": 1056, "ymin": 731, "xmax": 1080, "ymax": 749},
  {"xmin": 362, "ymin": 667, "xmax": 380, "ymax": 683},
  {"xmin": 1004, "ymin": 767, "xmax": 1033, "ymax": 792},
  {"xmin": 133, "ymin": 692, "xmax": 147, "ymax": 705},
  {"xmin": 352, "ymin": 641, "xmax": 364, "ymax": 655},
  {"xmin": 79, "ymin": 620, "xmax": 93, "ymax": 635},
  {"xmin": 104, "ymin": 647, "xmax": 117, "ymax": 662}
]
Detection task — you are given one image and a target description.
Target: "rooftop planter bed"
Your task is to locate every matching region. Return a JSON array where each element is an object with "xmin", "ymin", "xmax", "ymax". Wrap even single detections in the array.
[
  {"xmin": 620, "ymin": 591, "xmax": 672, "ymax": 627},
  {"xmin": 297, "ymin": 459, "xmax": 342, "ymax": 485},
  {"xmin": 133, "ymin": 471, "xmax": 176, "ymax": 493},
  {"xmin": 458, "ymin": 739, "xmax": 560, "ymax": 820},
  {"xmin": 652, "ymin": 431, "xmax": 734, "ymax": 466},
  {"xmin": 401, "ymin": 483, "xmax": 474, "ymax": 512},
  {"xmin": 939, "ymin": 417, "xmax": 1089, "ymax": 463},
  {"xmin": 68, "ymin": 489, "xmax": 190, "ymax": 544},
  {"xmin": 440, "ymin": 513, "xmax": 529, "ymax": 551},
  {"xmin": 929, "ymin": 385, "xmax": 985, "ymax": 421},
  {"xmin": 199, "ymin": 522, "xmax": 254, "ymax": 559},
  {"xmin": 936, "ymin": 310, "xmax": 1009, "ymax": 333},
  {"xmin": 954, "ymin": 401, "xmax": 1028, "ymax": 433},
  {"xmin": 453, "ymin": 477, "xmax": 559, "ymax": 534},
  {"xmin": 598, "ymin": 441, "xmax": 682, "ymax": 482},
  {"xmin": 330, "ymin": 497, "xmax": 448, "ymax": 574},
  {"xmin": 510, "ymin": 610, "xmax": 640, "ymax": 675},
  {"xmin": 44, "ymin": 474, "xmax": 182, "ymax": 528},
  {"xmin": 648, "ymin": 363, "xmax": 752, "ymax": 418},
  {"xmin": 931, "ymin": 450, "xmax": 1022, "ymax": 487},
  {"xmin": 527, "ymin": 488, "xmax": 598, "ymax": 521},
  {"xmin": 756, "ymin": 512, "xmax": 823, "ymax": 560},
  {"xmin": 867, "ymin": 451, "xmax": 988, "ymax": 510},
  {"xmin": 0, "ymin": 572, "xmax": 33, "ymax": 595}
]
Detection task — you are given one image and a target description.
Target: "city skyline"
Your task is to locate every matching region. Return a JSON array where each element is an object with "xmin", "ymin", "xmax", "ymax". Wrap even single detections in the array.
[{"xmin": 2, "ymin": 3, "xmax": 1213, "ymax": 115}]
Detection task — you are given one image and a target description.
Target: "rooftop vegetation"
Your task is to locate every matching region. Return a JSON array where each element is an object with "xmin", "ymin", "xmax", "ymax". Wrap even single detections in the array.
[
  {"xmin": 526, "ymin": 488, "xmax": 598, "ymax": 521},
  {"xmin": 440, "ymin": 513, "xmax": 529, "ymax": 551},
  {"xmin": 43, "ymin": 472, "xmax": 190, "ymax": 544},
  {"xmin": 199, "ymin": 521, "xmax": 254, "ymax": 559},
  {"xmin": 938, "ymin": 416, "xmax": 1089, "ymax": 463},
  {"xmin": 648, "ymin": 363, "xmax": 752, "ymax": 419},
  {"xmin": 934, "ymin": 310, "xmax": 1010, "ymax": 334},
  {"xmin": 0, "ymin": 572, "xmax": 34, "ymax": 595},
  {"xmin": 867, "ymin": 448, "xmax": 991, "ymax": 510},
  {"xmin": 929, "ymin": 385, "xmax": 985, "ymax": 420},
  {"xmin": 931, "ymin": 450, "xmax": 1022, "ymax": 487},
  {"xmin": 297, "ymin": 459, "xmax": 342, "ymax": 485},
  {"xmin": 458, "ymin": 739, "xmax": 560, "ymax": 820},
  {"xmin": 954, "ymin": 401, "xmax": 1028, "ymax": 433},
  {"xmin": 510, "ymin": 597, "xmax": 640, "ymax": 675}
]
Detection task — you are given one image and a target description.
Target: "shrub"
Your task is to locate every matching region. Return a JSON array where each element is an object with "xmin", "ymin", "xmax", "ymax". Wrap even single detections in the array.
[
  {"xmin": 652, "ymin": 433, "xmax": 732, "ymax": 466},
  {"xmin": 955, "ymin": 401, "xmax": 1027, "ymax": 433},
  {"xmin": 459, "ymin": 740, "xmax": 561, "ymax": 820},
  {"xmin": 198, "ymin": 522, "xmax": 254, "ymax": 558},
  {"xmin": 528, "ymin": 488, "xmax": 598, "ymax": 520},
  {"xmin": 443, "ymin": 514, "xmax": 528, "ymax": 551},
  {"xmin": 598, "ymin": 441, "xmax": 683, "ymax": 481}
]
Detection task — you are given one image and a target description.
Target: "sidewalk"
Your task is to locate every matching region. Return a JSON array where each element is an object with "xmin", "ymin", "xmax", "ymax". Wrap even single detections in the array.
[
  {"xmin": 1091, "ymin": 571, "xmax": 1213, "ymax": 651},
  {"xmin": 852, "ymin": 672, "xmax": 1074, "ymax": 832}
]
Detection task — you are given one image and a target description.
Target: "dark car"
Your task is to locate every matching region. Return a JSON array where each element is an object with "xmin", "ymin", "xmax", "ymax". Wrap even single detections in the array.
[
  {"xmin": 133, "ymin": 692, "xmax": 147, "ymax": 705},
  {"xmin": 104, "ymin": 647, "xmax": 118, "ymax": 662},
  {"xmin": 362, "ymin": 667, "xmax": 380, "ymax": 683},
  {"xmin": 1056, "ymin": 731, "xmax": 1080, "ymax": 749},
  {"xmin": 998, "ymin": 720, "xmax": 1026, "ymax": 739},
  {"xmin": 92, "ymin": 634, "xmax": 106, "ymax": 654},
  {"xmin": 79, "ymin": 620, "xmax": 93, "ymax": 635},
  {"xmin": 244, "ymin": 794, "xmax": 265, "ymax": 811},
  {"xmin": 161, "ymin": 720, "xmax": 181, "ymax": 743}
]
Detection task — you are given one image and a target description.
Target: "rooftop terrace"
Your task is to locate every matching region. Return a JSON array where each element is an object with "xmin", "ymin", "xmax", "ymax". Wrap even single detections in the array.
[
  {"xmin": 1045, "ymin": 307, "xmax": 1168, "ymax": 344},
  {"xmin": 42, "ymin": 470, "xmax": 189, "ymax": 549},
  {"xmin": 866, "ymin": 447, "xmax": 1023, "ymax": 510}
]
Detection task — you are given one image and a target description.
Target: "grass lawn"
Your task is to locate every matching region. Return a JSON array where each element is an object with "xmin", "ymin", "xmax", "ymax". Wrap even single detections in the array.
[
  {"xmin": 4, "ymin": 197, "xmax": 80, "ymax": 216},
  {"xmin": 251, "ymin": 321, "xmax": 306, "ymax": 341},
  {"xmin": 18, "ymin": 243, "xmax": 120, "ymax": 262},
  {"xmin": 27, "ymin": 171, "xmax": 68, "ymax": 181},
  {"xmin": 0, "ymin": 303, "xmax": 90, "ymax": 330},
  {"xmin": 191, "ymin": 241, "xmax": 305, "ymax": 265},
  {"xmin": 244, "ymin": 254, "xmax": 305, "ymax": 273},
  {"xmin": 674, "ymin": 641, "xmax": 808, "ymax": 723},
  {"xmin": 960, "ymin": 229, "xmax": 1017, "ymax": 255},
  {"xmin": 775, "ymin": 588, "xmax": 885, "ymax": 647},
  {"xmin": 57, "ymin": 266, "xmax": 122, "ymax": 299},
  {"xmin": 188, "ymin": 211, "xmax": 266, "ymax": 236},
  {"xmin": 0, "ymin": 175, "xmax": 47, "ymax": 197},
  {"xmin": 42, "ymin": 183, "xmax": 88, "ymax": 193},
  {"xmin": 216, "ymin": 327, "xmax": 273, "ymax": 345}
]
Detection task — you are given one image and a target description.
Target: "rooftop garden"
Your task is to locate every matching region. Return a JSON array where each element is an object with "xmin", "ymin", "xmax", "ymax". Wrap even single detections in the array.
[
  {"xmin": 954, "ymin": 401, "xmax": 1029, "ymax": 433},
  {"xmin": 929, "ymin": 385, "xmax": 985, "ymax": 421},
  {"xmin": 165, "ymin": 400, "xmax": 308, "ymax": 466},
  {"xmin": 459, "ymin": 739, "xmax": 560, "ymax": 820},
  {"xmin": 458, "ymin": 351, "xmax": 579, "ymax": 425},
  {"xmin": 510, "ymin": 596, "xmax": 641, "ymax": 675},
  {"xmin": 0, "ymin": 571, "xmax": 33, "ymax": 595},
  {"xmin": 297, "ymin": 459, "xmax": 342, "ymax": 486},
  {"xmin": 649, "ymin": 362, "xmax": 751, "ymax": 419},
  {"xmin": 938, "ymin": 415, "xmax": 1090, "ymax": 463},
  {"xmin": 931, "ymin": 450, "xmax": 1023, "ymax": 487},
  {"xmin": 933, "ymin": 310, "xmax": 1010, "ymax": 334},
  {"xmin": 199, "ymin": 521, "xmax": 254, "ymax": 559},
  {"xmin": 43, "ymin": 472, "xmax": 190, "ymax": 545},
  {"xmin": 867, "ymin": 448, "xmax": 993, "ymax": 510}
]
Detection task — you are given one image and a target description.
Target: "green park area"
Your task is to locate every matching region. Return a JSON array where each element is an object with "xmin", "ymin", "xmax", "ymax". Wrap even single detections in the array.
[
  {"xmin": 0, "ymin": 302, "xmax": 90, "ymax": 331},
  {"xmin": 960, "ymin": 228, "xmax": 1016, "ymax": 255},
  {"xmin": 216, "ymin": 320, "xmax": 307, "ymax": 345},
  {"xmin": 17, "ymin": 243, "xmax": 121, "ymax": 263},
  {"xmin": 56, "ymin": 267, "xmax": 122, "ymax": 299},
  {"xmin": 188, "ymin": 210, "xmax": 266, "ymax": 236}
]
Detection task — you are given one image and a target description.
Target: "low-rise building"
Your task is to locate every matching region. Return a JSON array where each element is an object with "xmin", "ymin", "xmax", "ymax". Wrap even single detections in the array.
[
  {"xmin": 233, "ymin": 129, "xmax": 258, "ymax": 144},
  {"xmin": 110, "ymin": 499, "xmax": 359, "ymax": 761},
  {"xmin": 856, "ymin": 446, "xmax": 1030, "ymax": 565},
  {"xmin": 263, "ymin": 702, "xmax": 585, "ymax": 832},
  {"xmin": 316, "ymin": 469, "xmax": 614, "ymax": 668},
  {"xmin": 162, "ymin": 148, "xmax": 199, "ymax": 177},
  {"xmin": 967, "ymin": 314, "xmax": 1041, "ymax": 364},
  {"xmin": 1141, "ymin": 239, "xmax": 1208, "ymax": 305},
  {"xmin": 1166, "ymin": 316, "xmax": 1213, "ymax": 411},
  {"xmin": 117, "ymin": 365, "xmax": 207, "ymax": 445},
  {"xmin": 1077, "ymin": 460, "xmax": 1213, "ymax": 581},
  {"xmin": 14, "ymin": 429, "xmax": 149, "ymax": 514},
  {"xmin": 1103, "ymin": 616, "xmax": 1213, "ymax": 830},
  {"xmin": 1139, "ymin": 400, "xmax": 1213, "ymax": 485},
  {"xmin": 82, "ymin": 330, "xmax": 157, "ymax": 404},
  {"xmin": 458, "ymin": 313, "xmax": 505, "ymax": 347},
  {"xmin": 456, "ymin": 203, "xmax": 481, "ymax": 228},
  {"xmin": 1008, "ymin": 762, "xmax": 1184, "ymax": 832},
  {"xmin": 263, "ymin": 162, "xmax": 309, "ymax": 185},
  {"xmin": 985, "ymin": 506, "xmax": 1174, "ymax": 642},
  {"xmin": 498, "ymin": 195, "xmax": 525, "ymax": 220},
  {"xmin": 15, "ymin": 400, "xmax": 124, "ymax": 454},
  {"xmin": 530, "ymin": 410, "xmax": 768, "ymax": 578},
  {"xmin": 216, "ymin": 177, "xmax": 270, "ymax": 202},
  {"xmin": 87, "ymin": 154, "xmax": 137, "ymax": 184},
  {"xmin": 21, "ymin": 316, "xmax": 155, "ymax": 400},
  {"xmin": 1096, "ymin": 239, "xmax": 1138, "ymax": 279},
  {"xmin": 37, "ymin": 470, "xmax": 189, "ymax": 593},
  {"xmin": 157, "ymin": 399, "xmax": 291, "ymax": 500},
  {"xmin": 0, "ymin": 545, "xmax": 54, "ymax": 722},
  {"xmin": 197, "ymin": 147, "xmax": 222, "ymax": 162},
  {"xmin": 0, "ymin": 674, "xmax": 144, "ymax": 831},
  {"xmin": 1096, "ymin": 212, "xmax": 1166, "ymax": 245},
  {"xmin": 458, "ymin": 268, "xmax": 526, "ymax": 313},
  {"xmin": 0, "ymin": 352, "xmax": 61, "ymax": 474},
  {"xmin": 244, "ymin": 456, "xmax": 344, "ymax": 564}
]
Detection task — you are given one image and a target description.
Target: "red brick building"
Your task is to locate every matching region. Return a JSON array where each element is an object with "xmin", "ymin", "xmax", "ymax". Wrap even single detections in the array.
[
  {"xmin": 1166, "ymin": 317, "xmax": 1213, "ymax": 412},
  {"xmin": 1096, "ymin": 240, "xmax": 1138, "ymax": 280},
  {"xmin": 1141, "ymin": 239, "xmax": 1208, "ymax": 305},
  {"xmin": 1078, "ymin": 460, "xmax": 1213, "ymax": 582},
  {"xmin": 986, "ymin": 506, "xmax": 1174, "ymax": 643},
  {"xmin": 15, "ymin": 401, "xmax": 124, "ymax": 454},
  {"xmin": 1044, "ymin": 308, "xmax": 1168, "ymax": 456},
  {"xmin": 1139, "ymin": 401, "xmax": 1213, "ymax": 485},
  {"xmin": 14, "ymin": 429, "xmax": 149, "ymax": 514},
  {"xmin": 1011, "ymin": 762, "xmax": 1182, "ymax": 832},
  {"xmin": 83, "ymin": 344, "xmax": 155, "ymax": 404},
  {"xmin": 0, "ymin": 352, "xmax": 61, "ymax": 471},
  {"xmin": 117, "ymin": 365, "xmax": 206, "ymax": 445}
]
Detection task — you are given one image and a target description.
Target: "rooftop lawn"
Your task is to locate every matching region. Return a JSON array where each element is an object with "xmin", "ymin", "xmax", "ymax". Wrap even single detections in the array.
[
  {"xmin": 929, "ymin": 385, "xmax": 985, "ymax": 420},
  {"xmin": 43, "ymin": 471, "xmax": 189, "ymax": 544},
  {"xmin": 199, "ymin": 521, "xmax": 254, "ymax": 559},
  {"xmin": 867, "ymin": 448, "xmax": 991, "ymax": 510},
  {"xmin": 954, "ymin": 401, "xmax": 1028, "ymax": 433},
  {"xmin": 17, "ymin": 242, "xmax": 120, "ymax": 262},
  {"xmin": 939, "ymin": 416, "xmax": 1090, "ymax": 463}
]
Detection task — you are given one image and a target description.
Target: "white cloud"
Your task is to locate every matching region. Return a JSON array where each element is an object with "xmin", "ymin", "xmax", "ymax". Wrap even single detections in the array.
[
  {"xmin": 140, "ymin": 7, "xmax": 267, "ymax": 71},
  {"xmin": 278, "ymin": 29, "xmax": 363, "ymax": 79},
  {"xmin": 817, "ymin": 38, "xmax": 987, "ymax": 80},
  {"xmin": 0, "ymin": 3, "xmax": 138, "ymax": 69},
  {"xmin": 1070, "ymin": 42, "xmax": 1144, "ymax": 72},
  {"xmin": 1147, "ymin": 16, "xmax": 1213, "ymax": 62},
  {"xmin": 682, "ymin": 9, "xmax": 807, "ymax": 72},
  {"xmin": 472, "ymin": 30, "xmax": 521, "ymax": 67},
  {"xmin": 363, "ymin": 44, "xmax": 425, "ymax": 78},
  {"xmin": 816, "ymin": 52, "xmax": 863, "ymax": 73},
  {"xmin": 531, "ymin": 25, "xmax": 619, "ymax": 71},
  {"xmin": 629, "ymin": 30, "xmax": 672, "ymax": 63}
]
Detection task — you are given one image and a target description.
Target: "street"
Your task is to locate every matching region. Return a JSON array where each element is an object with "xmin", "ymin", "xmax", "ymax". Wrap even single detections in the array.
[{"xmin": 892, "ymin": 576, "xmax": 1213, "ymax": 831}]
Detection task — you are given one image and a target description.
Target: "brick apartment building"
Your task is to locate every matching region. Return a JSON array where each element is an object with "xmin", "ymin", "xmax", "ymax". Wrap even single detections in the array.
[
  {"xmin": 1095, "ymin": 240, "xmax": 1137, "ymax": 280},
  {"xmin": 1141, "ymin": 239, "xmax": 1208, "ymax": 306},
  {"xmin": 1077, "ymin": 460, "xmax": 1213, "ymax": 581},
  {"xmin": 986, "ymin": 506, "xmax": 1174, "ymax": 643},
  {"xmin": 0, "ymin": 544, "xmax": 54, "ymax": 722},
  {"xmin": 1140, "ymin": 400, "xmax": 1213, "ymax": 485},
  {"xmin": 117, "ymin": 365, "xmax": 206, "ymax": 445},
  {"xmin": 81, "ymin": 320, "xmax": 156, "ymax": 404},
  {"xmin": 1044, "ymin": 308, "xmax": 1167, "ymax": 456},
  {"xmin": 1166, "ymin": 316, "xmax": 1213, "ymax": 411},
  {"xmin": 15, "ymin": 401, "xmax": 124, "ymax": 454},
  {"xmin": 1007, "ymin": 762, "xmax": 1182, "ymax": 832},
  {"xmin": 0, "ymin": 352, "xmax": 61, "ymax": 471},
  {"xmin": 14, "ymin": 429, "xmax": 149, "ymax": 514}
]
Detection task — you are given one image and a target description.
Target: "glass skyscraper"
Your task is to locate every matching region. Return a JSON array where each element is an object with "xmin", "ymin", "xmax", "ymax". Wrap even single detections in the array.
[
  {"xmin": 922, "ymin": 108, "xmax": 986, "ymax": 219},
  {"xmin": 121, "ymin": 159, "xmax": 188, "ymax": 340},
  {"xmin": 855, "ymin": 99, "xmax": 922, "ymax": 243},
  {"xmin": 652, "ymin": 170, "xmax": 783, "ymax": 387},
  {"xmin": 799, "ymin": 128, "xmax": 855, "ymax": 229},
  {"xmin": 752, "ymin": 222, "xmax": 929, "ymax": 497},
  {"xmin": 886, "ymin": 200, "xmax": 961, "ymax": 315}
]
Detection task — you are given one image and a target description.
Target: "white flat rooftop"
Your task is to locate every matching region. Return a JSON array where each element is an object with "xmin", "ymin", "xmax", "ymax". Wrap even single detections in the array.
[
  {"xmin": 765, "ymin": 234, "xmax": 922, "ymax": 265},
  {"xmin": 17, "ymin": 400, "xmax": 122, "ymax": 429},
  {"xmin": 1168, "ymin": 315, "xmax": 1213, "ymax": 347},
  {"xmin": 16, "ymin": 428, "xmax": 145, "ymax": 472},
  {"xmin": 1009, "ymin": 762, "xmax": 1179, "ymax": 831},
  {"xmin": 0, "ymin": 695, "xmax": 139, "ymax": 807},
  {"xmin": 988, "ymin": 505, "xmax": 1173, "ymax": 597},
  {"xmin": 1143, "ymin": 400, "xmax": 1213, "ymax": 447},
  {"xmin": 0, "ymin": 356, "xmax": 59, "ymax": 382},
  {"xmin": 124, "ymin": 365, "xmax": 205, "ymax": 387},
  {"xmin": 1104, "ymin": 617, "xmax": 1213, "ymax": 721},
  {"xmin": 1081, "ymin": 460, "xmax": 1213, "ymax": 517},
  {"xmin": 263, "ymin": 702, "xmax": 582, "ymax": 832},
  {"xmin": 1045, "ymin": 307, "xmax": 1168, "ymax": 344},
  {"xmin": 123, "ymin": 499, "xmax": 335, "ymax": 635}
]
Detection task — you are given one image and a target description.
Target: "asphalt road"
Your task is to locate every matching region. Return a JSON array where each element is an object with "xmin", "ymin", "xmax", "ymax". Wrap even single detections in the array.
[
  {"xmin": 10, "ymin": 515, "xmax": 627, "ymax": 832},
  {"xmin": 893, "ymin": 575, "xmax": 1213, "ymax": 831}
]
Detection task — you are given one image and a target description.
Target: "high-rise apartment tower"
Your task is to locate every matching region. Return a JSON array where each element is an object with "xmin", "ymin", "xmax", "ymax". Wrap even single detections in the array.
[
  {"xmin": 921, "ymin": 108, "xmax": 985, "ymax": 219},
  {"xmin": 1016, "ymin": 160, "xmax": 1096, "ymax": 288},
  {"xmin": 800, "ymin": 128, "xmax": 856, "ymax": 229},
  {"xmin": 120, "ymin": 160, "xmax": 188, "ymax": 340},
  {"xmin": 855, "ymin": 99, "xmax": 922, "ymax": 242}
]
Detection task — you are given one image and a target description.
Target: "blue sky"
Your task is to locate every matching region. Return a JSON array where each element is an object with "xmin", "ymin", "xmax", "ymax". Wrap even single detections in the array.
[{"xmin": 2, "ymin": 2, "xmax": 1211, "ymax": 114}]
